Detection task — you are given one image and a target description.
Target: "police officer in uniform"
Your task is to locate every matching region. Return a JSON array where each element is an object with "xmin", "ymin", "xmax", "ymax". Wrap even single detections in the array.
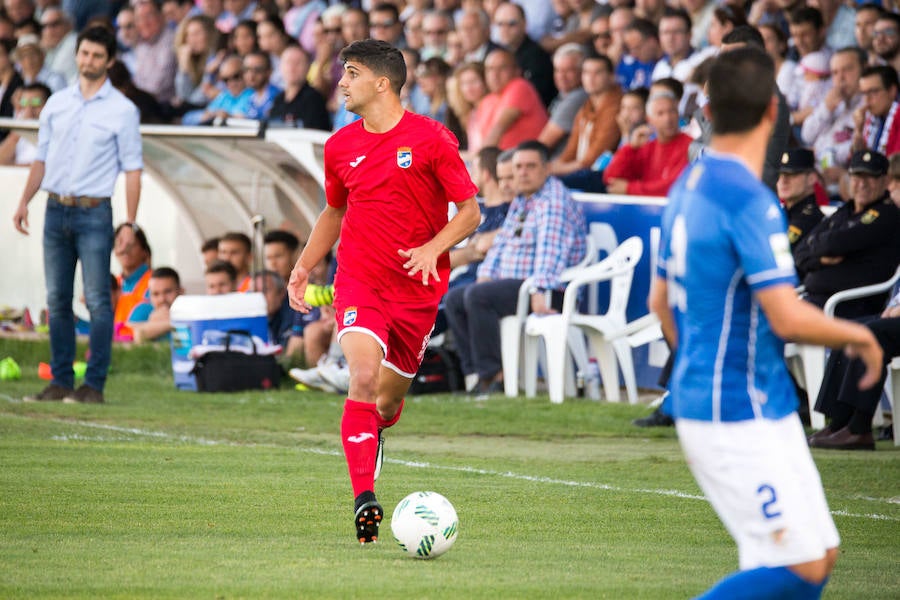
[
  {"xmin": 776, "ymin": 148, "xmax": 824, "ymax": 277},
  {"xmin": 794, "ymin": 150, "xmax": 900, "ymax": 318}
]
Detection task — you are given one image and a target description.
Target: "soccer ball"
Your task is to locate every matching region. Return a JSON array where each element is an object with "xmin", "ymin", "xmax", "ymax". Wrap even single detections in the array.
[{"xmin": 390, "ymin": 491, "xmax": 459, "ymax": 559}]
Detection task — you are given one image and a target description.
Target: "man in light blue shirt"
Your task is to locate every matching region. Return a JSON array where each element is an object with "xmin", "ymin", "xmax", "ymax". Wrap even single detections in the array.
[
  {"xmin": 13, "ymin": 25, "xmax": 143, "ymax": 405},
  {"xmin": 651, "ymin": 47, "xmax": 882, "ymax": 599}
]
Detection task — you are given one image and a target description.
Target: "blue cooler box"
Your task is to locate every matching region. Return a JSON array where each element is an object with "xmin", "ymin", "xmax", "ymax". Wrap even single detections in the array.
[{"xmin": 169, "ymin": 293, "xmax": 269, "ymax": 391}]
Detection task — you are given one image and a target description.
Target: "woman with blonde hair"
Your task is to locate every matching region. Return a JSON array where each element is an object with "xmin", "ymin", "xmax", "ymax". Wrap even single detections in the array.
[
  {"xmin": 174, "ymin": 15, "xmax": 223, "ymax": 112},
  {"xmin": 448, "ymin": 61, "xmax": 488, "ymax": 153}
]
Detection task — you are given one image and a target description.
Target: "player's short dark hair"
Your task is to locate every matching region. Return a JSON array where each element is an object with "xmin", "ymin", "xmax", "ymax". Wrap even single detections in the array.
[
  {"xmin": 708, "ymin": 46, "xmax": 775, "ymax": 135},
  {"xmin": 114, "ymin": 223, "xmax": 152, "ymax": 256},
  {"xmin": 477, "ymin": 146, "xmax": 502, "ymax": 181},
  {"xmin": 151, "ymin": 266, "xmax": 181, "ymax": 287},
  {"xmin": 206, "ymin": 259, "xmax": 237, "ymax": 281},
  {"xmin": 789, "ymin": 6, "xmax": 824, "ymax": 29},
  {"xmin": 514, "ymin": 140, "xmax": 549, "ymax": 163},
  {"xmin": 264, "ymin": 229, "xmax": 300, "ymax": 252},
  {"xmin": 201, "ymin": 237, "xmax": 221, "ymax": 253},
  {"xmin": 220, "ymin": 232, "xmax": 252, "ymax": 253},
  {"xmin": 660, "ymin": 7, "xmax": 691, "ymax": 32},
  {"xmin": 77, "ymin": 25, "xmax": 117, "ymax": 60},
  {"xmin": 722, "ymin": 25, "xmax": 764, "ymax": 49},
  {"xmin": 862, "ymin": 64, "xmax": 899, "ymax": 93},
  {"xmin": 340, "ymin": 39, "xmax": 407, "ymax": 95},
  {"xmin": 651, "ymin": 77, "xmax": 683, "ymax": 101}
]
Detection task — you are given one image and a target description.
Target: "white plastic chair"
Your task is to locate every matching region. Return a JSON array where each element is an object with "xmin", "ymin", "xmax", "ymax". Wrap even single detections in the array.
[
  {"xmin": 785, "ymin": 264, "xmax": 900, "ymax": 430},
  {"xmin": 888, "ymin": 357, "xmax": 900, "ymax": 446},
  {"xmin": 500, "ymin": 223, "xmax": 618, "ymax": 398},
  {"xmin": 522, "ymin": 237, "xmax": 644, "ymax": 404}
]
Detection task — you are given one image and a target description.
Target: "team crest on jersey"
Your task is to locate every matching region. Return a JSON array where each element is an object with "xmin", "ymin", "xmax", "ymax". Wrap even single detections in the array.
[
  {"xmin": 343, "ymin": 307, "xmax": 358, "ymax": 326},
  {"xmin": 397, "ymin": 147, "xmax": 412, "ymax": 169}
]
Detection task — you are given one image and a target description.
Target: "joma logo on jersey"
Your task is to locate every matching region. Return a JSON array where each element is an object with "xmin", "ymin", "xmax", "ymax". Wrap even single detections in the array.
[
  {"xmin": 343, "ymin": 307, "xmax": 357, "ymax": 326},
  {"xmin": 397, "ymin": 147, "xmax": 412, "ymax": 169}
]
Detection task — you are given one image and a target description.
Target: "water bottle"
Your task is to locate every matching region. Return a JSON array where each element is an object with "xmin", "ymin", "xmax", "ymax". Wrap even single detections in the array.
[{"xmin": 583, "ymin": 358, "xmax": 602, "ymax": 400}]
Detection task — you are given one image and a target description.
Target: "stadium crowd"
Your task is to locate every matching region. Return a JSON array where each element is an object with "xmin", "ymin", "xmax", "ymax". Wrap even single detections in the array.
[{"xmin": 5, "ymin": 0, "xmax": 900, "ymax": 447}]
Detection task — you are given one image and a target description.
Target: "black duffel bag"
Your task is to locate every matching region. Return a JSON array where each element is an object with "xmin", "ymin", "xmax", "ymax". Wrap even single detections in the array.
[{"xmin": 190, "ymin": 330, "xmax": 281, "ymax": 392}]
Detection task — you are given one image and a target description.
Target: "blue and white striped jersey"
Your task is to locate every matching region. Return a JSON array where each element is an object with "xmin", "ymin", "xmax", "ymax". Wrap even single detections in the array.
[{"xmin": 657, "ymin": 152, "xmax": 799, "ymax": 422}]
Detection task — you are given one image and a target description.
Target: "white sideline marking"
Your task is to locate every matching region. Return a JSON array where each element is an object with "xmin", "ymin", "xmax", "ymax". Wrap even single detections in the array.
[{"xmin": 3, "ymin": 410, "xmax": 898, "ymax": 521}]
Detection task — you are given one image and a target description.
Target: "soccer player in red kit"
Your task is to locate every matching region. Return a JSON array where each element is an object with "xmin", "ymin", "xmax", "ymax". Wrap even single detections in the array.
[{"xmin": 287, "ymin": 39, "xmax": 480, "ymax": 544}]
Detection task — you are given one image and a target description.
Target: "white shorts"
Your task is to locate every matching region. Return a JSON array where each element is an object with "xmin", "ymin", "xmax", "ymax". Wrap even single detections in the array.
[{"xmin": 676, "ymin": 413, "xmax": 839, "ymax": 570}]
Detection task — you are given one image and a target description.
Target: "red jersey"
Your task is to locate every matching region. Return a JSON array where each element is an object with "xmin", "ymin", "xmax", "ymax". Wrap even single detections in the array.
[{"xmin": 325, "ymin": 111, "xmax": 478, "ymax": 302}]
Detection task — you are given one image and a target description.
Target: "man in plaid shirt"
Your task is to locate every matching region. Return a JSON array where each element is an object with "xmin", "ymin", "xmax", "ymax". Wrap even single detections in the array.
[{"xmin": 445, "ymin": 140, "xmax": 587, "ymax": 397}]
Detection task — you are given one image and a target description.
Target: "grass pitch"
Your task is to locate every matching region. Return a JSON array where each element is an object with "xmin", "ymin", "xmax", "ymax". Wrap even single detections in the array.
[{"xmin": 0, "ymin": 340, "xmax": 898, "ymax": 599}]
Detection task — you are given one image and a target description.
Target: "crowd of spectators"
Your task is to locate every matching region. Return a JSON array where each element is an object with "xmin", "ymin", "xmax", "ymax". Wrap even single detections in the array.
[{"xmin": 4, "ymin": 0, "xmax": 900, "ymax": 435}]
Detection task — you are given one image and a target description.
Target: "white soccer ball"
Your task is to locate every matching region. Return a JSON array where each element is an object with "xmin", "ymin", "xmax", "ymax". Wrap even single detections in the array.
[{"xmin": 390, "ymin": 491, "xmax": 459, "ymax": 559}]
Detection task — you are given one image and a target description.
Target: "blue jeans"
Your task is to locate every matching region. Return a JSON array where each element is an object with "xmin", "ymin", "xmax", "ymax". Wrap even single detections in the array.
[{"xmin": 43, "ymin": 199, "xmax": 114, "ymax": 391}]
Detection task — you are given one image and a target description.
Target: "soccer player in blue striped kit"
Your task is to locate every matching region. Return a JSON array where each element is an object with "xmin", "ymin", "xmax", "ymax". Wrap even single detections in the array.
[{"xmin": 649, "ymin": 46, "xmax": 884, "ymax": 599}]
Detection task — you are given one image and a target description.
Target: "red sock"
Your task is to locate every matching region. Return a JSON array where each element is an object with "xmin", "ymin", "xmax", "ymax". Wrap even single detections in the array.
[
  {"xmin": 376, "ymin": 398, "xmax": 405, "ymax": 430},
  {"xmin": 341, "ymin": 399, "xmax": 379, "ymax": 498}
]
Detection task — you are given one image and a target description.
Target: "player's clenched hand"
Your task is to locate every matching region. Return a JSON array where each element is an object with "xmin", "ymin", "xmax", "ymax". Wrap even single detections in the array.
[
  {"xmin": 398, "ymin": 245, "xmax": 441, "ymax": 285},
  {"xmin": 288, "ymin": 264, "xmax": 312, "ymax": 313}
]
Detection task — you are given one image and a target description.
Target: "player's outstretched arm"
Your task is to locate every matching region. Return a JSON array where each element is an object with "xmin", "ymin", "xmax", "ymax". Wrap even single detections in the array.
[
  {"xmin": 398, "ymin": 196, "xmax": 481, "ymax": 285},
  {"xmin": 756, "ymin": 284, "xmax": 884, "ymax": 389},
  {"xmin": 288, "ymin": 205, "xmax": 345, "ymax": 312}
]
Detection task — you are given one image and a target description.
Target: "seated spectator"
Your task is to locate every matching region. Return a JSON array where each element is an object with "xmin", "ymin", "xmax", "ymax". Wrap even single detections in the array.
[
  {"xmin": 477, "ymin": 48, "xmax": 548, "ymax": 151},
  {"xmin": 541, "ymin": 0, "xmax": 601, "ymax": 53},
  {"xmin": 256, "ymin": 16, "xmax": 288, "ymax": 88},
  {"xmin": 775, "ymin": 148, "xmax": 825, "ymax": 277},
  {"xmin": 550, "ymin": 53, "xmax": 622, "ymax": 193},
  {"xmin": 871, "ymin": 12, "xmax": 900, "ymax": 73},
  {"xmin": 283, "ymin": 0, "xmax": 325, "ymax": 55},
  {"xmin": 447, "ymin": 61, "xmax": 487, "ymax": 153},
  {"xmin": 174, "ymin": 15, "xmax": 222, "ymax": 112},
  {"xmin": 340, "ymin": 6, "xmax": 369, "ymax": 47},
  {"xmin": 617, "ymin": 18, "xmax": 663, "ymax": 91},
  {"xmin": 133, "ymin": 0, "xmax": 178, "ymax": 105},
  {"xmin": 241, "ymin": 50, "xmax": 280, "ymax": 119},
  {"xmin": 420, "ymin": 9, "xmax": 452, "ymax": 62},
  {"xmin": 414, "ymin": 56, "xmax": 465, "ymax": 143},
  {"xmin": 790, "ymin": 49, "xmax": 832, "ymax": 128},
  {"xmin": 201, "ymin": 237, "xmax": 221, "ymax": 268},
  {"xmin": 759, "ymin": 23, "xmax": 796, "ymax": 97},
  {"xmin": 810, "ymin": 301, "xmax": 900, "ymax": 450},
  {"xmin": 219, "ymin": 0, "xmax": 257, "ymax": 34},
  {"xmin": 445, "ymin": 141, "xmax": 587, "ymax": 397},
  {"xmin": 113, "ymin": 224, "xmax": 153, "ymax": 342},
  {"xmin": 0, "ymin": 39, "xmax": 22, "ymax": 140},
  {"xmin": 253, "ymin": 269, "xmax": 295, "ymax": 347},
  {"xmin": 652, "ymin": 8, "xmax": 695, "ymax": 83},
  {"xmin": 368, "ymin": 2, "xmax": 405, "ymax": 50},
  {"xmin": 115, "ymin": 5, "xmax": 139, "ymax": 75},
  {"xmin": 308, "ymin": 4, "xmax": 346, "ymax": 111},
  {"xmin": 537, "ymin": 43, "xmax": 588, "ymax": 156},
  {"xmin": 603, "ymin": 91, "xmax": 691, "ymax": 196},
  {"xmin": 492, "ymin": 1, "xmax": 556, "ymax": 107},
  {"xmin": 13, "ymin": 34, "xmax": 66, "ymax": 92},
  {"xmin": 457, "ymin": 7, "xmax": 499, "ymax": 63},
  {"xmin": 228, "ymin": 19, "xmax": 258, "ymax": 58},
  {"xmin": 127, "ymin": 266, "xmax": 184, "ymax": 343},
  {"xmin": 0, "ymin": 82, "xmax": 49, "ymax": 165},
  {"xmin": 185, "ymin": 55, "xmax": 251, "ymax": 124},
  {"xmin": 269, "ymin": 45, "xmax": 329, "ymax": 130},
  {"xmin": 616, "ymin": 87, "xmax": 649, "ymax": 149},
  {"xmin": 39, "ymin": 7, "xmax": 77, "ymax": 84},
  {"xmin": 794, "ymin": 150, "xmax": 900, "ymax": 317},
  {"xmin": 853, "ymin": 2, "xmax": 882, "ymax": 62},
  {"xmin": 889, "ymin": 153, "xmax": 900, "ymax": 208},
  {"xmin": 851, "ymin": 65, "xmax": 900, "ymax": 156},
  {"xmin": 162, "ymin": 0, "xmax": 194, "ymax": 29},
  {"xmin": 801, "ymin": 47, "xmax": 865, "ymax": 193},
  {"xmin": 205, "ymin": 259, "xmax": 238, "ymax": 294},
  {"xmin": 218, "ymin": 231, "xmax": 253, "ymax": 291},
  {"xmin": 108, "ymin": 60, "xmax": 168, "ymax": 124},
  {"xmin": 263, "ymin": 229, "xmax": 300, "ymax": 284}
]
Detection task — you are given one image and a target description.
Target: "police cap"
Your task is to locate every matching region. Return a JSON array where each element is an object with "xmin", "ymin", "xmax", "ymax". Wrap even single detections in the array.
[
  {"xmin": 778, "ymin": 148, "xmax": 816, "ymax": 174},
  {"xmin": 847, "ymin": 150, "xmax": 889, "ymax": 176}
]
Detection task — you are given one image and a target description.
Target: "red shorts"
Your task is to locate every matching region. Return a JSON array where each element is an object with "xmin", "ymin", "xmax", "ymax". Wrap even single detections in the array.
[{"xmin": 333, "ymin": 273, "xmax": 440, "ymax": 377}]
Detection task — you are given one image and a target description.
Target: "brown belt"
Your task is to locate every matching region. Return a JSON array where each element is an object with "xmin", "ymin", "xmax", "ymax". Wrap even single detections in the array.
[{"xmin": 48, "ymin": 193, "xmax": 110, "ymax": 208}]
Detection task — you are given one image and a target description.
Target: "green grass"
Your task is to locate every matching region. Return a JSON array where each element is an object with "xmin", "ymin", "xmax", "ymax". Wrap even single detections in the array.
[{"xmin": 0, "ymin": 339, "xmax": 898, "ymax": 599}]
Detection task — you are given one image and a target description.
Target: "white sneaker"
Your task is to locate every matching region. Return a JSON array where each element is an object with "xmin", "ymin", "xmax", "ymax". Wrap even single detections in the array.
[
  {"xmin": 318, "ymin": 360, "xmax": 351, "ymax": 394},
  {"xmin": 289, "ymin": 366, "xmax": 340, "ymax": 394}
]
